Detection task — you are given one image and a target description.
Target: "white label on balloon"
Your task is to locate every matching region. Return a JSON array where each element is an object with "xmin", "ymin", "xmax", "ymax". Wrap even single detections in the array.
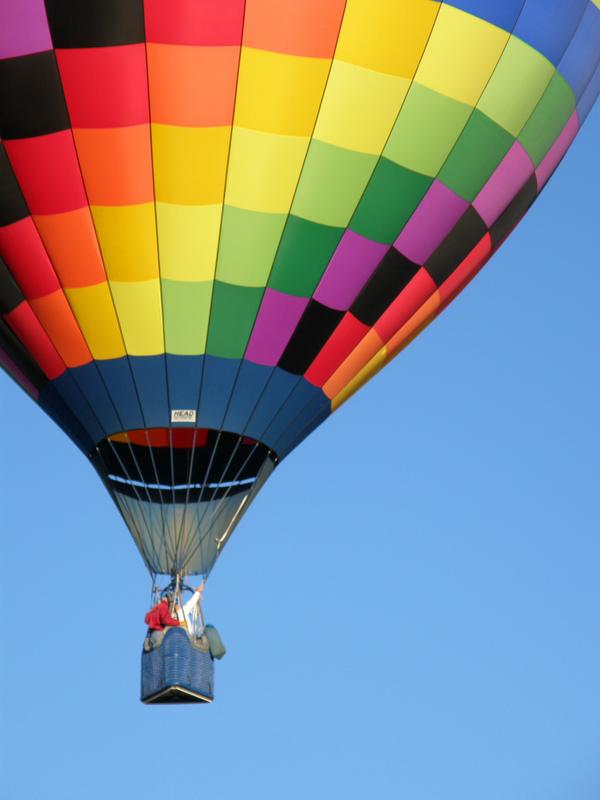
[{"xmin": 171, "ymin": 409, "xmax": 197, "ymax": 423}]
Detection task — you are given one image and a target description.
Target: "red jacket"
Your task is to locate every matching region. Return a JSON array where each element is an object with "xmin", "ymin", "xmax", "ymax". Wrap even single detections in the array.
[{"xmin": 145, "ymin": 600, "xmax": 180, "ymax": 631}]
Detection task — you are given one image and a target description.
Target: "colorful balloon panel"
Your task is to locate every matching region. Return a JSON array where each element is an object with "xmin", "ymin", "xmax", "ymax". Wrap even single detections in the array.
[{"xmin": 0, "ymin": 0, "xmax": 598, "ymax": 575}]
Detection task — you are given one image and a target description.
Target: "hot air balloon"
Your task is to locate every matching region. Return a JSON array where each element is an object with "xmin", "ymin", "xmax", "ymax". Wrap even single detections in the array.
[{"xmin": 0, "ymin": 0, "xmax": 598, "ymax": 702}]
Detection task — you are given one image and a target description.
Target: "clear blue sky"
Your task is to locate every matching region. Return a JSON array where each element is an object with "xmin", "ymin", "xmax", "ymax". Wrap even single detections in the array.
[{"xmin": 1, "ymin": 106, "xmax": 599, "ymax": 800}]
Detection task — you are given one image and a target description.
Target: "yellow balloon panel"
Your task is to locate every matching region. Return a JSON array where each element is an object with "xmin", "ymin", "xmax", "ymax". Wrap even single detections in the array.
[
  {"xmin": 64, "ymin": 283, "xmax": 126, "ymax": 360},
  {"xmin": 416, "ymin": 4, "xmax": 509, "ymax": 107},
  {"xmin": 336, "ymin": 0, "xmax": 440, "ymax": 77}
]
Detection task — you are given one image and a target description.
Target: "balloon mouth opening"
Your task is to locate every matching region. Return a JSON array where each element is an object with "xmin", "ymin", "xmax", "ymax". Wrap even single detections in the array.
[
  {"xmin": 91, "ymin": 427, "xmax": 278, "ymax": 503},
  {"xmin": 89, "ymin": 428, "xmax": 278, "ymax": 576}
]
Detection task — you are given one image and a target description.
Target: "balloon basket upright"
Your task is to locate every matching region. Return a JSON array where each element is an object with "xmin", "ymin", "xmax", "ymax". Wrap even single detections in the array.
[{"xmin": 141, "ymin": 628, "xmax": 214, "ymax": 705}]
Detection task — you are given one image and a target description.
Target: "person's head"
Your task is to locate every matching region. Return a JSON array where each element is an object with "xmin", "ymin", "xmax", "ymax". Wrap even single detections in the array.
[{"xmin": 161, "ymin": 592, "xmax": 173, "ymax": 604}]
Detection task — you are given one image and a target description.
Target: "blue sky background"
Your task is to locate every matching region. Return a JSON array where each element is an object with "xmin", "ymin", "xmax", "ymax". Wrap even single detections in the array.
[{"xmin": 1, "ymin": 106, "xmax": 599, "ymax": 799}]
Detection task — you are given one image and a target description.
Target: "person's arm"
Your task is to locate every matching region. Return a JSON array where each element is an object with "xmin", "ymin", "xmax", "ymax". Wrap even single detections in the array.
[
  {"xmin": 182, "ymin": 585, "xmax": 205, "ymax": 633},
  {"xmin": 158, "ymin": 603, "xmax": 180, "ymax": 627},
  {"xmin": 182, "ymin": 585, "xmax": 204, "ymax": 617}
]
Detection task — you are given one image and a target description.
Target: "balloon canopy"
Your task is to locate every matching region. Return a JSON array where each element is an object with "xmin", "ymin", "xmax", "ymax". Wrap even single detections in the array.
[{"xmin": 0, "ymin": 0, "xmax": 598, "ymax": 576}]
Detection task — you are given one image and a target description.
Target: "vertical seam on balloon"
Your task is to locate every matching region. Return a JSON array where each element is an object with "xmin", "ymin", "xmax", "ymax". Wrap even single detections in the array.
[
  {"xmin": 180, "ymin": 436, "xmax": 257, "ymax": 565},
  {"xmin": 141, "ymin": 4, "xmax": 177, "ymax": 571},
  {"xmin": 194, "ymin": 0, "xmax": 249, "ymax": 403},
  {"xmin": 556, "ymin": 4, "xmax": 600, "ymax": 104},
  {"xmin": 576, "ymin": 51, "xmax": 600, "ymax": 114},
  {"xmin": 182, "ymin": 1, "xmax": 250, "ymax": 573},
  {"xmin": 38, "ymin": 42, "xmax": 152, "ymax": 442},
  {"xmin": 483, "ymin": 3, "xmax": 588, "ymax": 167},
  {"xmin": 141, "ymin": 6, "xmax": 174, "ymax": 472},
  {"xmin": 41, "ymin": 27, "xmax": 174, "ymax": 547},
  {"xmin": 523, "ymin": 5, "xmax": 599, "ymax": 172},
  {"xmin": 576, "ymin": 58, "xmax": 600, "ymax": 124},
  {"xmin": 142, "ymin": 29, "xmax": 169, "ymax": 371}
]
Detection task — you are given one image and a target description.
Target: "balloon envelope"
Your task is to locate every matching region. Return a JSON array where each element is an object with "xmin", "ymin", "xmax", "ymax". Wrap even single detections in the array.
[{"xmin": 0, "ymin": 0, "xmax": 598, "ymax": 575}]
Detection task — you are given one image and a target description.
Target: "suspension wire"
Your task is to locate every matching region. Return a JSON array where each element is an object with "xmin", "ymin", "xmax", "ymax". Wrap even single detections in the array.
[
  {"xmin": 179, "ymin": 372, "xmax": 306, "ymax": 572},
  {"xmin": 116, "ymin": 438, "xmax": 163, "ymax": 566},
  {"xmin": 167, "ymin": 427, "xmax": 179, "ymax": 570},
  {"xmin": 129, "ymin": 435, "xmax": 172, "ymax": 571},
  {"xmin": 149, "ymin": 571, "xmax": 159, "ymax": 610},
  {"xmin": 181, "ymin": 373, "xmax": 307, "ymax": 565},
  {"xmin": 106, "ymin": 439, "xmax": 164, "ymax": 572},
  {"xmin": 141, "ymin": 431, "xmax": 177, "ymax": 571},
  {"xmin": 171, "ymin": 427, "xmax": 200, "ymax": 579},
  {"xmin": 184, "ymin": 451, "xmax": 272, "ymax": 574},
  {"xmin": 182, "ymin": 371, "xmax": 325, "ymax": 572},
  {"xmin": 180, "ymin": 441, "xmax": 263, "ymax": 570},
  {"xmin": 178, "ymin": 428, "xmax": 198, "ymax": 563},
  {"xmin": 181, "ymin": 434, "xmax": 246, "ymax": 552},
  {"xmin": 213, "ymin": 460, "xmax": 273, "ymax": 562},
  {"xmin": 214, "ymin": 493, "xmax": 249, "ymax": 553},
  {"xmin": 131, "ymin": 435, "xmax": 173, "ymax": 572},
  {"xmin": 178, "ymin": 434, "xmax": 250, "ymax": 568},
  {"xmin": 193, "ymin": 461, "xmax": 262, "ymax": 569},
  {"xmin": 176, "ymin": 431, "xmax": 222, "ymax": 564},
  {"xmin": 195, "ymin": 430, "xmax": 224, "ymax": 510},
  {"xmin": 178, "ymin": 367, "xmax": 301, "ymax": 568},
  {"xmin": 177, "ymin": 429, "xmax": 227, "ymax": 565},
  {"xmin": 171, "ymin": 428, "xmax": 203, "ymax": 571},
  {"xmin": 180, "ymin": 369, "xmax": 322, "ymax": 573}
]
